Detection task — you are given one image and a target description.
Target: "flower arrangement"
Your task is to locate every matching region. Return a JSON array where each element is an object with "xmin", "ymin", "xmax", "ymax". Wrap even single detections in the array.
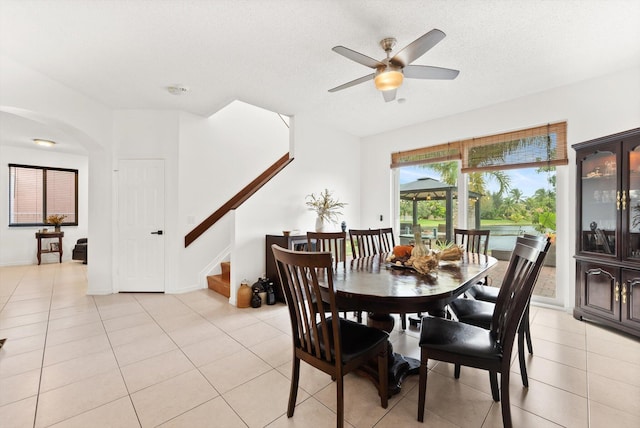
[
  {"xmin": 305, "ymin": 189, "xmax": 347, "ymax": 224},
  {"xmin": 46, "ymin": 214, "xmax": 66, "ymax": 226}
]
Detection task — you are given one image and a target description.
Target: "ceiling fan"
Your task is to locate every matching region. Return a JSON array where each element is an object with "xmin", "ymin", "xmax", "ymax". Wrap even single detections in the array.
[{"xmin": 329, "ymin": 29, "xmax": 459, "ymax": 102}]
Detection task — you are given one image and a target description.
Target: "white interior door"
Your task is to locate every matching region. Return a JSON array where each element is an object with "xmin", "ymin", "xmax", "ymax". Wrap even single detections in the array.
[{"xmin": 117, "ymin": 159, "xmax": 165, "ymax": 292}]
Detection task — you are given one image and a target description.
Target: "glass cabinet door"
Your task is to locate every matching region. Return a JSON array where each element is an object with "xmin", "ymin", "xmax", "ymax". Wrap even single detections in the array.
[
  {"xmin": 626, "ymin": 141, "xmax": 640, "ymax": 261},
  {"xmin": 579, "ymin": 148, "xmax": 617, "ymax": 256}
]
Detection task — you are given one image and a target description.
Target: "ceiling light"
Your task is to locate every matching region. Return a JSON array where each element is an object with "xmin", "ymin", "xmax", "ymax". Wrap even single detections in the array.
[
  {"xmin": 167, "ymin": 85, "xmax": 189, "ymax": 95},
  {"xmin": 374, "ymin": 68, "xmax": 404, "ymax": 91},
  {"xmin": 33, "ymin": 139, "xmax": 56, "ymax": 147}
]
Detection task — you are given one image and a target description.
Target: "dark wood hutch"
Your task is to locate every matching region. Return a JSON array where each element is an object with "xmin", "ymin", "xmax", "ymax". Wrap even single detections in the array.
[{"xmin": 573, "ymin": 128, "xmax": 640, "ymax": 337}]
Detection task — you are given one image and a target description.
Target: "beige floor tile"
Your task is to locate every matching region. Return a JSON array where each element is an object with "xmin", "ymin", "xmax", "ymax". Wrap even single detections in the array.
[
  {"xmin": 512, "ymin": 354, "xmax": 587, "ymax": 396},
  {"xmin": 224, "ymin": 369, "xmax": 309, "ymax": 428},
  {"xmin": 44, "ymin": 333, "xmax": 111, "ymax": 366},
  {"xmin": 96, "ymin": 301, "xmax": 145, "ymax": 321},
  {"xmin": 531, "ymin": 307, "xmax": 586, "ymax": 335},
  {"xmin": 587, "ymin": 351, "xmax": 640, "ymax": 387},
  {"xmin": 530, "ymin": 323, "xmax": 587, "ymax": 350},
  {"xmin": 158, "ymin": 396, "xmax": 246, "ymax": 428},
  {"xmin": 47, "ymin": 311, "xmax": 102, "ymax": 331},
  {"xmin": 207, "ymin": 310, "xmax": 261, "ymax": 332},
  {"xmin": 262, "ymin": 312, "xmax": 293, "ymax": 335},
  {"xmin": 586, "ymin": 322, "xmax": 640, "ymax": 347},
  {"xmin": 0, "ymin": 396, "xmax": 37, "ymax": 428},
  {"xmin": 527, "ymin": 337, "xmax": 587, "ymax": 370},
  {"xmin": 374, "ymin": 395, "xmax": 457, "ymax": 428},
  {"xmin": 509, "ymin": 376, "xmax": 588, "ymax": 426},
  {"xmin": 107, "ymin": 321, "xmax": 166, "ymax": 347},
  {"xmin": 35, "ymin": 368, "xmax": 128, "ymax": 428},
  {"xmin": 0, "ymin": 368, "xmax": 41, "ymax": 406},
  {"xmin": 153, "ymin": 311, "xmax": 207, "ymax": 332},
  {"xmin": 0, "ymin": 297, "xmax": 51, "ymax": 317},
  {"xmin": 586, "ymin": 332, "xmax": 640, "ymax": 366},
  {"xmin": 276, "ymin": 360, "xmax": 334, "ymax": 396},
  {"xmin": 121, "ymin": 348, "xmax": 195, "ymax": 392},
  {"xmin": 589, "ymin": 400, "xmax": 640, "ymax": 428},
  {"xmin": 266, "ymin": 396, "xmax": 351, "ymax": 428},
  {"xmin": 200, "ymin": 348, "xmax": 272, "ymax": 394},
  {"xmin": 112, "ymin": 332, "xmax": 177, "ymax": 367},
  {"xmin": 249, "ymin": 333, "xmax": 292, "ymax": 368},
  {"xmin": 167, "ymin": 320, "xmax": 224, "ymax": 347},
  {"xmin": 0, "ymin": 333, "xmax": 45, "ymax": 357},
  {"xmin": 227, "ymin": 319, "xmax": 284, "ymax": 348},
  {"xmin": 314, "ymin": 372, "xmax": 401, "ymax": 428},
  {"xmin": 0, "ymin": 320, "xmax": 48, "ymax": 340},
  {"xmin": 44, "ymin": 321, "xmax": 106, "ymax": 347},
  {"xmin": 180, "ymin": 333, "xmax": 244, "ymax": 367},
  {"xmin": 431, "ymin": 362, "xmax": 494, "ymax": 397},
  {"xmin": 0, "ymin": 348, "xmax": 44, "ymax": 378},
  {"xmin": 40, "ymin": 348, "xmax": 119, "ymax": 392},
  {"xmin": 130, "ymin": 369, "xmax": 218, "ymax": 427},
  {"xmin": 482, "ymin": 401, "xmax": 563, "ymax": 427},
  {"xmin": 403, "ymin": 369, "xmax": 492, "ymax": 427},
  {"xmin": 588, "ymin": 372, "xmax": 640, "ymax": 417},
  {"xmin": 47, "ymin": 396, "xmax": 140, "ymax": 428},
  {"xmin": 48, "ymin": 304, "xmax": 97, "ymax": 321},
  {"xmin": 101, "ymin": 311, "xmax": 155, "ymax": 332},
  {"xmin": 0, "ymin": 310, "xmax": 49, "ymax": 329}
]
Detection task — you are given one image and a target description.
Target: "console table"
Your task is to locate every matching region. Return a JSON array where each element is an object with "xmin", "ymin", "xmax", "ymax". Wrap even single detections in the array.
[{"xmin": 36, "ymin": 231, "xmax": 64, "ymax": 265}]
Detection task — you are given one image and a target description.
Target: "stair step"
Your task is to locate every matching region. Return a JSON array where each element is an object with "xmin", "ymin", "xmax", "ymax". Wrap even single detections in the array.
[
  {"xmin": 207, "ymin": 274, "xmax": 230, "ymax": 298},
  {"xmin": 220, "ymin": 261, "xmax": 231, "ymax": 281}
]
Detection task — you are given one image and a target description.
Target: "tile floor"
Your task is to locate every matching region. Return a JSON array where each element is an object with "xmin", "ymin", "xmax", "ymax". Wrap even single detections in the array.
[{"xmin": 1, "ymin": 262, "xmax": 639, "ymax": 427}]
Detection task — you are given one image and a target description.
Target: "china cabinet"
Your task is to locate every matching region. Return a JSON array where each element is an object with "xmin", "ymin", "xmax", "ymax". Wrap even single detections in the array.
[
  {"xmin": 265, "ymin": 234, "xmax": 308, "ymax": 302},
  {"xmin": 573, "ymin": 128, "xmax": 640, "ymax": 337}
]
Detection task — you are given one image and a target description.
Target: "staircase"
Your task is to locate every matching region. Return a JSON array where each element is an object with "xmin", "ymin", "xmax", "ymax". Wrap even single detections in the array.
[{"xmin": 207, "ymin": 261, "xmax": 231, "ymax": 298}]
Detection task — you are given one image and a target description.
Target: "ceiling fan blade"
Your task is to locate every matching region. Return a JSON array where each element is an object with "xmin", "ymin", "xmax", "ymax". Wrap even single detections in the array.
[
  {"xmin": 382, "ymin": 89, "xmax": 397, "ymax": 102},
  {"xmin": 390, "ymin": 29, "xmax": 446, "ymax": 67},
  {"xmin": 328, "ymin": 73, "xmax": 375, "ymax": 92},
  {"xmin": 403, "ymin": 65, "xmax": 460, "ymax": 80},
  {"xmin": 332, "ymin": 46, "xmax": 385, "ymax": 69}
]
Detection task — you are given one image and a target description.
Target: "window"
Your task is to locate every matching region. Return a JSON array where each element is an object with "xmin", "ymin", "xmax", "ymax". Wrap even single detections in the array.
[{"xmin": 9, "ymin": 164, "xmax": 78, "ymax": 226}]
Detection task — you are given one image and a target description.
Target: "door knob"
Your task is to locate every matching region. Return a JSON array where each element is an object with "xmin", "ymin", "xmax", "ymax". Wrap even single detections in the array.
[{"xmin": 151, "ymin": 230, "xmax": 163, "ymax": 235}]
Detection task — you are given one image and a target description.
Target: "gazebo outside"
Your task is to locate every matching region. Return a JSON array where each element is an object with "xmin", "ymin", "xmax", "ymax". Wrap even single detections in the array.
[{"xmin": 399, "ymin": 177, "xmax": 482, "ymax": 243}]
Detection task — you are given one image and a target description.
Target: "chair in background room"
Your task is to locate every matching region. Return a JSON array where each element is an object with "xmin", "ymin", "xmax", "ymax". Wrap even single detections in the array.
[
  {"xmin": 349, "ymin": 228, "xmax": 381, "ymax": 258},
  {"xmin": 448, "ymin": 234, "xmax": 550, "ymax": 386},
  {"xmin": 417, "ymin": 238, "xmax": 549, "ymax": 428},
  {"xmin": 72, "ymin": 238, "xmax": 88, "ymax": 264},
  {"xmin": 454, "ymin": 228, "xmax": 490, "ymax": 283},
  {"xmin": 306, "ymin": 231, "xmax": 347, "ymax": 269},
  {"xmin": 271, "ymin": 244, "xmax": 388, "ymax": 428}
]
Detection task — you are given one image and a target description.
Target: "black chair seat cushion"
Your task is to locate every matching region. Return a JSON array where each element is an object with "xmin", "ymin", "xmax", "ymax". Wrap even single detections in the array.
[
  {"xmin": 466, "ymin": 284, "xmax": 499, "ymax": 302},
  {"xmin": 317, "ymin": 317, "xmax": 389, "ymax": 363},
  {"xmin": 448, "ymin": 298, "xmax": 494, "ymax": 329},
  {"xmin": 419, "ymin": 315, "xmax": 502, "ymax": 361}
]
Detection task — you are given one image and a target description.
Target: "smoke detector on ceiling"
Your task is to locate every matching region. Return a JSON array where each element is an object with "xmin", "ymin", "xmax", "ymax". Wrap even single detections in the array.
[{"xmin": 167, "ymin": 85, "xmax": 189, "ymax": 95}]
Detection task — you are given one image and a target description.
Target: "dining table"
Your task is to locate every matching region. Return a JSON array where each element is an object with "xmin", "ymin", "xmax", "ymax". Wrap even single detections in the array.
[{"xmin": 325, "ymin": 252, "xmax": 497, "ymax": 396}]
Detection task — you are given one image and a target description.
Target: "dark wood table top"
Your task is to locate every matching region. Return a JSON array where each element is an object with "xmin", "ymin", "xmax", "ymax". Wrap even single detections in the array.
[{"xmin": 329, "ymin": 252, "xmax": 497, "ymax": 314}]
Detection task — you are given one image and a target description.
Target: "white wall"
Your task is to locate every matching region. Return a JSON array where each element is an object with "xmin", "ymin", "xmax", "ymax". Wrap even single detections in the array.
[
  {"xmin": 177, "ymin": 101, "xmax": 290, "ymax": 294},
  {"xmin": 231, "ymin": 114, "xmax": 361, "ymax": 304},
  {"xmin": 0, "ymin": 146, "xmax": 88, "ymax": 265},
  {"xmin": 0, "ymin": 55, "xmax": 114, "ymax": 294},
  {"xmin": 360, "ymin": 66, "xmax": 640, "ymax": 309}
]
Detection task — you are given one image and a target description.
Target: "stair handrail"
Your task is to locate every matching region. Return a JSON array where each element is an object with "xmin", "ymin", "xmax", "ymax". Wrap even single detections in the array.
[{"xmin": 184, "ymin": 153, "xmax": 293, "ymax": 247}]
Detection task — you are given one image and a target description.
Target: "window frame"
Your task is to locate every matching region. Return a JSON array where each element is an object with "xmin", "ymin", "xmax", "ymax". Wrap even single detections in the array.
[{"xmin": 8, "ymin": 163, "xmax": 79, "ymax": 227}]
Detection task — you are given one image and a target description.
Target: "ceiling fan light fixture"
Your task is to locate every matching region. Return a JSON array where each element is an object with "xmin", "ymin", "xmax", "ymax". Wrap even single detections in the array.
[
  {"xmin": 374, "ymin": 69, "xmax": 403, "ymax": 91},
  {"xmin": 33, "ymin": 139, "xmax": 56, "ymax": 147}
]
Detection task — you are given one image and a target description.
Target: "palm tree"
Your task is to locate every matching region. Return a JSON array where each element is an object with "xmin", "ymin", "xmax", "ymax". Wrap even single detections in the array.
[{"xmin": 420, "ymin": 161, "xmax": 511, "ymax": 196}]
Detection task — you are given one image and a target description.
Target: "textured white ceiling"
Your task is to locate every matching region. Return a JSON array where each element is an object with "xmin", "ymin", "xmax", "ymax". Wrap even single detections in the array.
[{"xmin": 1, "ymin": 0, "xmax": 639, "ymax": 145}]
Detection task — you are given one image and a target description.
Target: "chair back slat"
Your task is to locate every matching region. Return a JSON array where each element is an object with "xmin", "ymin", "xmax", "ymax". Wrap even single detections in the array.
[
  {"xmin": 378, "ymin": 228, "xmax": 395, "ymax": 253},
  {"xmin": 349, "ymin": 229, "xmax": 381, "ymax": 258},
  {"xmin": 491, "ymin": 238, "xmax": 550, "ymax": 349},
  {"xmin": 307, "ymin": 231, "xmax": 347, "ymax": 269},
  {"xmin": 454, "ymin": 228, "xmax": 490, "ymax": 257},
  {"xmin": 272, "ymin": 245, "xmax": 339, "ymax": 364}
]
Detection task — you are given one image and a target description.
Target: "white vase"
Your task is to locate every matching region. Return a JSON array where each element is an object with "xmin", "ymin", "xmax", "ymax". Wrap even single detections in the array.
[{"xmin": 315, "ymin": 216, "xmax": 325, "ymax": 232}]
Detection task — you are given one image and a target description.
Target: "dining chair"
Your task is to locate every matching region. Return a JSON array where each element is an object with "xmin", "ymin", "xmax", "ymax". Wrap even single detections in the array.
[
  {"xmin": 451, "ymin": 234, "xmax": 549, "ymax": 386},
  {"xmin": 454, "ymin": 228, "xmax": 490, "ymax": 283},
  {"xmin": 417, "ymin": 238, "xmax": 550, "ymax": 428},
  {"xmin": 307, "ymin": 231, "xmax": 347, "ymax": 269},
  {"xmin": 271, "ymin": 244, "xmax": 389, "ymax": 428},
  {"xmin": 378, "ymin": 227, "xmax": 395, "ymax": 253},
  {"xmin": 349, "ymin": 228, "xmax": 381, "ymax": 259}
]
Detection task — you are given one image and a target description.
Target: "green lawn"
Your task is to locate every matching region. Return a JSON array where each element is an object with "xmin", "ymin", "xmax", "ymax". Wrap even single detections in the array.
[{"xmin": 401, "ymin": 218, "xmax": 533, "ymax": 228}]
